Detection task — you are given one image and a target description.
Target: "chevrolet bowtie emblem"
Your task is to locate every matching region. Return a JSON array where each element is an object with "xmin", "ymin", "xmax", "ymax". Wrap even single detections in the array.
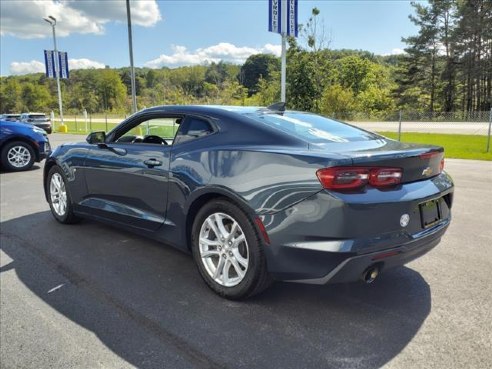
[{"xmin": 422, "ymin": 167, "xmax": 433, "ymax": 176}]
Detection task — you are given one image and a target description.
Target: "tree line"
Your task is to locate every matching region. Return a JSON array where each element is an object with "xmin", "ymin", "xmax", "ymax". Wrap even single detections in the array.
[{"xmin": 1, "ymin": 0, "xmax": 490, "ymax": 118}]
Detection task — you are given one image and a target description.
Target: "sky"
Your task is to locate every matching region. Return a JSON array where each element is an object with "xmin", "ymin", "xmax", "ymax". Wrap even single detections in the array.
[{"xmin": 0, "ymin": 0, "xmax": 421, "ymax": 76}]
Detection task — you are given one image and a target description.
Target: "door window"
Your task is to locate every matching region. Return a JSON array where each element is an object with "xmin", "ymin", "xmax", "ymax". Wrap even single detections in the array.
[
  {"xmin": 174, "ymin": 117, "xmax": 214, "ymax": 144},
  {"xmin": 114, "ymin": 117, "xmax": 181, "ymax": 145}
]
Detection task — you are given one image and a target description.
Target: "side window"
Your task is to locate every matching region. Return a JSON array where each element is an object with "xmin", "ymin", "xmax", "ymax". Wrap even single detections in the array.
[
  {"xmin": 174, "ymin": 117, "xmax": 213, "ymax": 144},
  {"xmin": 114, "ymin": 117, "xmax": 181, "ymax": 144}
]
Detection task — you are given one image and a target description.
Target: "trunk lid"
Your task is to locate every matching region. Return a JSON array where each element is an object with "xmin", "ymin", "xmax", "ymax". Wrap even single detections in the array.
[{"xmin": 310, "ymin": 138, "xmax": 444, "ymax": 184}]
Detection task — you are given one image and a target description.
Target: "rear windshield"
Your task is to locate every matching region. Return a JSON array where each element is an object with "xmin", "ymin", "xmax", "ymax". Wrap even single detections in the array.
[
  {"xmin": 29, "ymin": 114, "xmax": 47, "ymax": 118},
  {"xmin": 246, "ymin": 112, "xmax": 379, "ymax": 143}
]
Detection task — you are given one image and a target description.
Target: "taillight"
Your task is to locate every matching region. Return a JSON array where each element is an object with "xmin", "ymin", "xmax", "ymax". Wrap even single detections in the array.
[
  {"xmin": 369, "ymin": 168, "xmax": 402, "ymax": 186},
  {"xmin": 440, "ymin": 157, "xmax": 445, "ymax": 172},
  {"xmin": 316, "ymin": 167, "xmax": 369, "ymax": 190},
  {"xmin": 316, "ymin": 167, "xmax": 402, "ymax": 191}
]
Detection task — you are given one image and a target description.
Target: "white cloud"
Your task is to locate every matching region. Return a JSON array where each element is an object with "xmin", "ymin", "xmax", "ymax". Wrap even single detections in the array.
[
  {"xmin": 145, "ymin": 42, "xmax": 282, "ymax": 68},
  {"xmin": 262, "ymin": 43, "xmax": 282, "ymax": 56},
  {"xmin": 68, "ymin": 58, "xmax": 105, "ymax": 70},
  {"xmin": 0, "ymin": 0, "xmax": 161, "ymax": 39},
  {"xmin": 10, "ymin": 60, "xmax": 45, "ymax": 75},
  {"xmin": 383, "ymin": 48, "xmax": 406, "ymax": 56},
  {"xmin": 10, "ymin": 58, "xmax": 105, "ymax": 75},
  {"xmin": 69, "ymin": 0, "xmax": 161, "ymax": 27}
]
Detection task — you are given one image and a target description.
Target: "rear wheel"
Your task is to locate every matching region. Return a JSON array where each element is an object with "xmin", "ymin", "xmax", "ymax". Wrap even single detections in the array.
[
  {"xmin": 47, "ymin": 166, "xmax": 80, "ymax": 224},
  {"xmin": 191, "ymin": 199, "xmax": 271, "ymax": 299},
  {"xmin": 1, "ymin": 141, "xmax": 35, "ymax": 171}
]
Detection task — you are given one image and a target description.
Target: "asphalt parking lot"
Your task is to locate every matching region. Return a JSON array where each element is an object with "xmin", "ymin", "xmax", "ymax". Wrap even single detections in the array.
[{"xmin": 1, "ymin": 134, "xmax": 491, "ymax": 369}]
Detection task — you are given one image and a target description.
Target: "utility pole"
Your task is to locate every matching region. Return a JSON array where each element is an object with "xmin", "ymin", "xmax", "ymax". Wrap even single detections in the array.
[
  {"xmin": 44, "ymin": 16, "xmax": 64, "ymax": 126},
  {"xmin": 280, "ymin": 33, "xmax": 287, "ymax": 103},
  {"xmin": 126, "ymin": 0, "xmax": 137, "ymax": 113},
  {"xmin": 280, "ymin": 0, "xmax": 287, "ymax": 103},
  {"xmin": 269, "ymin": 0, "xmax": 297, "ymax": 103}
]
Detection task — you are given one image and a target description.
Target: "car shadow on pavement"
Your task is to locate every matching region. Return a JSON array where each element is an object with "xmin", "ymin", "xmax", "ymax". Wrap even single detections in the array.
[
  {"xmin": 0, "ymin": 164, "xmax": 41, "ymax": 174},
  {"xmin": 1, "ymin": 211, "xmax": 431, "ymax": 369}
]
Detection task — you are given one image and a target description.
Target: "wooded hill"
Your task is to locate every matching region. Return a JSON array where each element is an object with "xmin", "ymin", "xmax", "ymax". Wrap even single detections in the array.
[{"xmin": 1, "ymin": 0, "xmax": 490, "ymax": 118}]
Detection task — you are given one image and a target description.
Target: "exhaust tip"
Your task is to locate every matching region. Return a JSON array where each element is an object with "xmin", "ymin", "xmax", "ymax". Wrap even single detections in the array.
[{"xmin": 362, "ymin": 266, "xmax": 379, "ymax": 284}]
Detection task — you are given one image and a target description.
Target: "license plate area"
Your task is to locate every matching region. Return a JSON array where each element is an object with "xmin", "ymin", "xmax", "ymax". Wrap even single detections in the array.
[{"xmin": 419, "ymin": 198, "xmax": 441, "ymax": 228}]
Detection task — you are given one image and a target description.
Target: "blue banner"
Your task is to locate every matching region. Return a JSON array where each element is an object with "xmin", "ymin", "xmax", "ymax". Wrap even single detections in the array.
[
  {"xmin": 287, "ymin": 0, "xmax": 298, "ymax": 37},
  {"xmin": 44, "ymin": 50, "xmax": 56, "ymax": 78},
  {"xmin": 268, "ymin": 0, "xmax": 297, "ymax": 37},
  {"xmin": 58, "ymin": 51, "xmax": 69, "ymax": 79}
]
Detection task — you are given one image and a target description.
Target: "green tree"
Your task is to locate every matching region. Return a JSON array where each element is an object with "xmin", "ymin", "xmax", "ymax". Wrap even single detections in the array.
[
  {"xmin": 0, "ymin": 78, "xmax": 22, "ymax": 112},
  {"xmin": 145, "ymin": 69, "xmax": 157, "ymax": 88},
  {"xmin": 240, "ymin": 54, "xmax": 280, "ymax": 95},
  {"xmin": 286, "ymin": 38, "xmax": 322, "ymax": 111},
  {"xmin": 255, "ymin": 71, "xmax": 281, "ymax": 106},
  {"xmin": 320, "ymin": 84, "xmax": 356, "ymax": 119},
  {"xmin": 336, "ymin": 55, "xmax": 372, "ymax": 96},
  {"xmin": 97, "ymin": 69, "xmax": 126, "ymax": 112},
  {"xmin": 358, "ymin": 86, "xmax": 395, "ymax": 117},
  {"xmin": 205, "ymin": 61, "xmax": 229, "ymax": 86},
  {"xmin": 20, "ymin": 82, "xmax": 52, "ymax": 112},
  {"xmin": 400, "ymin": 2, "xmax": 441, "ymax": 112}
]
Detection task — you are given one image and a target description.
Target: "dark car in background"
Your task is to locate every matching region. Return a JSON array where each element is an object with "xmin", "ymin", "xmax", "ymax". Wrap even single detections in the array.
[
  {"xmin": 20, "ymin": 112, "xmax": 52, "ymax": 134},
  {"xmin": 0, "ymin": 114, "xmax": 21, "ymax": 122},
  {"xmin": 43, "ymin": 105, "xmax": 453, "ymax": 299},
  {"xmin": 0, "ymin": 120, "xmax": 51, "ymax": 171}
]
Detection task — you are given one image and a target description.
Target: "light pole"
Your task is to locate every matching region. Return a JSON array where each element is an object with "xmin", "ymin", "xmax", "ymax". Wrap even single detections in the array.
[
  {"xmin": 43, "ymin": 16, "xmax": 64, "ymax": 127},
  {"xmin": 126, "ymin": 0, "xmax": 137, "ymax": 113}
]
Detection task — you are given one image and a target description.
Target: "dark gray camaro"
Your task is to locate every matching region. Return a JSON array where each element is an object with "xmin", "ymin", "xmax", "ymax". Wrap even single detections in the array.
[{"xmin": 43, "ymin": 105, "xmax": 453, "ymax": 299}]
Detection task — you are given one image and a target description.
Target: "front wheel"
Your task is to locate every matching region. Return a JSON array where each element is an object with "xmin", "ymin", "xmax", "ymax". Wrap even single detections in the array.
[
  {"xmin": 1, "ymin": 141, "xmax": 35, "ymax": 171},
  {"xmin": 47, "ymin": 166, "xmax": 80, "ymax": 224},
  {"xmin": 191, "ymin": 199, "xmax": 271, "ymax": 299}
]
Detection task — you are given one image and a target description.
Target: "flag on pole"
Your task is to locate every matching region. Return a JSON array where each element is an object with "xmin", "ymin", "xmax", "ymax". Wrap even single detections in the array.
[
  {"xmin": 58, "ymin": 51, "xmax": 69, "ymax": 79},
  {"xmin": 44, "ymin": 50, "xmax": 56, "ymax": 78},
  {"xmin": 287, "ymin": 0, "xmax": 298, "ymax": 37},
  {"xmin": 268, "ymin": 0, "xmax": 281, "ymax": 34},
  {"xmin": 268, "ymin": 0, "xmax": 298, "ymax": 37}
]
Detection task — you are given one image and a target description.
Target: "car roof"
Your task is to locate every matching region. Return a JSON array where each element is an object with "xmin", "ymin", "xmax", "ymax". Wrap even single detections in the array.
[
  {"xmin": 143, "ymin": 105, "xmax": 261, "ymax": 115},
  {"xmin": 141, "ymin": 105, "xmax": 312, "ymax": 120}
]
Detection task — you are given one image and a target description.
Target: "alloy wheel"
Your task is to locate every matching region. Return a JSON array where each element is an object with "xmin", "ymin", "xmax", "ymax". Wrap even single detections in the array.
[
  {"xmin": 7, "ymin": 145, "xmax": 31, "ymax": 168},
  {"xmin": 199, "ymin": 212, "xmax": 249, "ymax": 287},
  {"xmin": 50, "ymin": 173, "xmax": 67, "ymax": 216}
]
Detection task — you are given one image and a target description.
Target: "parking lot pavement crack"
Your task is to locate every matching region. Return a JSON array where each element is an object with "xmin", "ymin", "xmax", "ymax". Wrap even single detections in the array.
[{"xmin": 0, "ymin": 231, "xmax": 229, "ymax": 369}]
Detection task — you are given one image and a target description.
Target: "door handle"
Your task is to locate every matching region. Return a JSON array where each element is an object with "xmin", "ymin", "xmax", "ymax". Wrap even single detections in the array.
[{"xmin": 144, "ymin": 158, "xmax": 162, "ymax": 168}]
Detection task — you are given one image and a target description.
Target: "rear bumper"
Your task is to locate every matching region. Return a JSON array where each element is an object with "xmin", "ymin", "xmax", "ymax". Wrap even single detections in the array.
[
  {"xmin": 260, "ymin": 172, "xmax": 454, "ymax": 283},
  {"xmin": 33, "ymin": 123, "xmax": 52, "ymax": 132},
  {"xmin": 284, "ymin": 219, "xmax": 448, "ymax": 284}
]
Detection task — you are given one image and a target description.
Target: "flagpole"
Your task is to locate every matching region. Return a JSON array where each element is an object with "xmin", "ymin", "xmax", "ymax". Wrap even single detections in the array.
[
  {"xmin": 44, "ymin": 16, "xmax": 64, "ymax": 127},
  {"xmin": 269, "ymin": 0, "xmax": 296, "ymax": 104},
  {"xmin": 280, "ymin": 33, "xmax": 287, "ymax": 103},
  {"xmin": 126, "ymin": 0, "xmax": 138, "ymax": 114}
]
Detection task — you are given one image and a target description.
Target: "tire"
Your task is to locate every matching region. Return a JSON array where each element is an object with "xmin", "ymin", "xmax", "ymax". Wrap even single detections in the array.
[
  {"xmin": 191, "ymin": 199, "xmax": 272, "ymax": 299},
  {"xmin": 1, "ymin": 141, "xmax": 35, "ymax": 171},
  {"xmin": 46, "ymin": 165, "xmax": 81, "ymax": 224}
]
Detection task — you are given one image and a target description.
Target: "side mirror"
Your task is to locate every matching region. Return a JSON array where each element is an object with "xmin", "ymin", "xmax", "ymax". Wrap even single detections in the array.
[{"xmin": 86, "ymin": 131, "xmax": 106, "ymax": 145}]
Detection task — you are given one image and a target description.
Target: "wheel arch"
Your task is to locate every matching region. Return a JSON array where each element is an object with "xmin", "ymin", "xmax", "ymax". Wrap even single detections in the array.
[
  {"xmin": 184, "ymin": 187, "xmax": 257, "ymax": 251},
  {"xmin": 1, "ymin": 136, "xmax": 40, "ymax": 162},
  {"xmin": 43, "ymin": 158, "xmax": 60, "ymax": 201}
]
